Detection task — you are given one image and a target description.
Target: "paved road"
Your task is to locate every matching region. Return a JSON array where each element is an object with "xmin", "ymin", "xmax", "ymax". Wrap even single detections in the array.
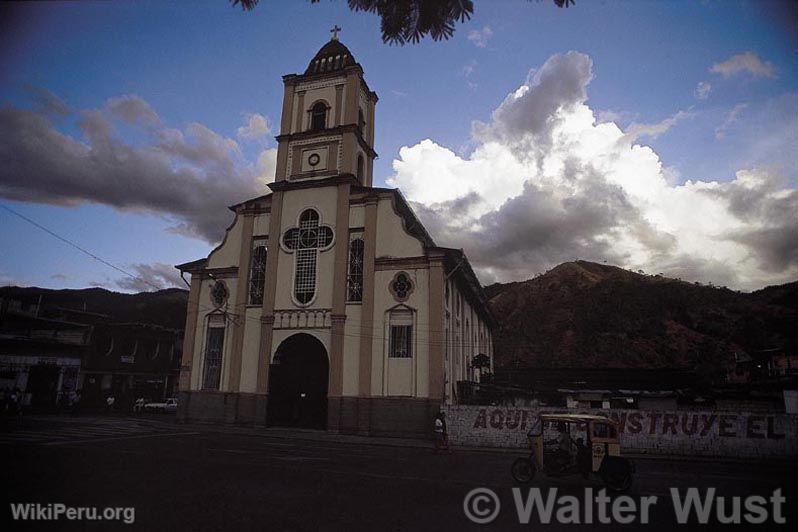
[{"xmin": 3, "ymin": 416, "xmax": 795, "ymax": 531}]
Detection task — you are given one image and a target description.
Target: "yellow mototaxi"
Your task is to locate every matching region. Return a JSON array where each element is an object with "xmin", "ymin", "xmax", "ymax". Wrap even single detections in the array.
[{"xmin": 511, "ymin": 413, "xmax": 635, "ymax": 491}]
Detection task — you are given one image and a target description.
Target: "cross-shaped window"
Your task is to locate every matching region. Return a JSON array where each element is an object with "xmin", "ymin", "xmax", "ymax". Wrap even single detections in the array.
[{"xmin": 282, "ymin": 209, "xmax": 334, "ymax": 305}]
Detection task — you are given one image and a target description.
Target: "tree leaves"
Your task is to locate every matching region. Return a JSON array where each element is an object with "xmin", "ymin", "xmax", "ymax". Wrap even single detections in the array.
[{"xmin": 230, "ymin": 0, "xmax": 572, "ymax": 45}]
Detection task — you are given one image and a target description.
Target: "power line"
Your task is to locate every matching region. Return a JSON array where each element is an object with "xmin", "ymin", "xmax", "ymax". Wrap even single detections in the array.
[
  {"xmin": 0, "ymin": 204, "xmax": 166, "ymax": 293},
  {"xmin": 1, "ymin": 204, "xmax": 507, "ymax": 349}
]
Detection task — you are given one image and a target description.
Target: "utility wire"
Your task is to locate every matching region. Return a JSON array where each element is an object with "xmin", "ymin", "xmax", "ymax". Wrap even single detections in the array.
[
  {"xmin": 1, "ymin": 203, "xmax": 167, "ymax": 293},
  {"xmin": 1, "ymin": 204, "xmax": 505, "ymax": 349}
]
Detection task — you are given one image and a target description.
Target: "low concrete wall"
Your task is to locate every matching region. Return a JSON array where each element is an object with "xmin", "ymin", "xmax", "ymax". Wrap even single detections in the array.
[
  {"xmin": 177, "ymin": 391, "xmax": 268, "ymax": 425},
  {"xmin": 444, "ymin": 405, "xmax": 798, "ymax": 459},
  {"xmin": 328, "ymin": 396, "xmax": 438, "ymax": 439},
  {"xmin": 178, "ymin": 391, "xmax": 437, "ymax": 438}
]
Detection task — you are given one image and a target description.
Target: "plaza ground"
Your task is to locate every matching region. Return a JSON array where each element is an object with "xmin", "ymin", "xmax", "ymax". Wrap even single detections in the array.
[{"xmin": 3, "ymin": 415, "xmax": 796, "ymax": 531}]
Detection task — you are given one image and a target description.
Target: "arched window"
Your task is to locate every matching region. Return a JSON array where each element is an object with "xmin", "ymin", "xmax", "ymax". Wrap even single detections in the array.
[
  {"xmin": 347, "ymin": 236, "xmax": 364, "ymax": 302},
  {"xmin": 248, "ymin": 240, "xmax": 267, "ymax": 305},
  {"xmin": 310, "ymin": 102, "xmax": 327, "ymax": 131},
  {"xmin": 202, "ymin": 314, "xmax": 226, "ymax": 390},
  {"xmin": 389, "ymin": 309, "xmax": 413, "ymax": 358},
  {"xmin": 356, "ymin": 154, "xmax": 364, "ymax": 181}
]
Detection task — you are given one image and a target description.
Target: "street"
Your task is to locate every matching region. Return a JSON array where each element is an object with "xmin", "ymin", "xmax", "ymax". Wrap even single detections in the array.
[{"xmin": 3, "ymin": 415, "xmax": 796, "ymax": 531}]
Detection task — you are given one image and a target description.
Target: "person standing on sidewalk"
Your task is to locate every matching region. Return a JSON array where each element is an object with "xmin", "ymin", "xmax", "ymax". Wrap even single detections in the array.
[{"xmin": 433, "ymin": 412, "xmax": 449, "ymax": 453}]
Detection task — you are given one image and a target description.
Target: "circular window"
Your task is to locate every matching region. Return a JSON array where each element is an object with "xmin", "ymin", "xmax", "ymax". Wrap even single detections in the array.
[
  {"xmin": 389, "ymin": 272, "xmax": 414, "ymax": 302},
  {"xmin": 308, "ymin": 153, "xmax": 321, "ymax": 167}
]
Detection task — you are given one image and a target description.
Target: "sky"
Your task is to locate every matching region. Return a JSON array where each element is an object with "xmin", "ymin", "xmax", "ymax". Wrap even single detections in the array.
[{"xmin": 1, "ymin": 0, "xmax": 796, "ymax": 292}]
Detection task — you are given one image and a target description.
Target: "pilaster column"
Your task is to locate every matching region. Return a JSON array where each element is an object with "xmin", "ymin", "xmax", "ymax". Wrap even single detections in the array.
[
  {"xmin": 428, "ymin": 251, "xmax": 446, "ymax": 400},
  {"xmin": 179, "ymin": 274, "xmax": 202, "ymax": 391},
  {"xmin": 256, "ymin": 191, "xmax": 283, "ymax": 393},
  {"xmin": 227, "ymin": 212, "xmax": 255, "ymax": 392},
  {"xmin": 329, "ymin": 182, "xmax": 351, "ymax": 396},
  {"xmin": 358, "ymin": 196, "xmax": 378, "ymax": 396}
]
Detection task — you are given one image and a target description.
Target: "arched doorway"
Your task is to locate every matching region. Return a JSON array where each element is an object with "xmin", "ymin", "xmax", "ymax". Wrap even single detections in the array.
[{"xmin": 266, "ymin": 333, "xmax": 329, "ymax": 429}]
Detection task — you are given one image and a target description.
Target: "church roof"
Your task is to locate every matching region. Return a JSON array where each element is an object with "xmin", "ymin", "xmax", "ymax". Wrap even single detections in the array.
[{"xmin": 305, "ymin": 39, "xmax": 358, "ymax": 75}]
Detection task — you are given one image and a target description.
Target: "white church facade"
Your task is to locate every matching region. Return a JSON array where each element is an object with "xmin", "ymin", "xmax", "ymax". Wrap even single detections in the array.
[{"xmin": 176, "ymin": 37, "xmax": 494, "ymax": 437}]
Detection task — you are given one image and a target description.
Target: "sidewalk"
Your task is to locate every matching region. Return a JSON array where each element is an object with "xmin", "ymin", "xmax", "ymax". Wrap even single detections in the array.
[{"xmin": 180, "ymin": 421, "xmax": 798, "ymax": 465}]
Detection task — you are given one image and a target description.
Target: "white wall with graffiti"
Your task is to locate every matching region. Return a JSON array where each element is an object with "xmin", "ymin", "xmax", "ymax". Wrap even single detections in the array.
[{"xmin": 443, "ymin": 405, "xmax": 798, "ymax": 458}]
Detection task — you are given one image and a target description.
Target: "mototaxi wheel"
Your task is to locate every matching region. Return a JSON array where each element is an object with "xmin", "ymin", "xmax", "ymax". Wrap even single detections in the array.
[
  {"xmin": 601, "ymin": 469, "xmax": 633, "ymax": 492},
  {"xmin": 511, "ymin": 457, "xmax": 536, "ymax": 483}
]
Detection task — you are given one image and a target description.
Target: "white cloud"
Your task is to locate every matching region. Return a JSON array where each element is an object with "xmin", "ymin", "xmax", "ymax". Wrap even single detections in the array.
[
  {"xmin": 106, "ymin": 94, "xmax": 161, "ymax": 125},
  {"xmin": 236, "ymin": 112, "xmax": 270, "ymax": 141},
  {"xmin": 715, "ymin": 103, "xmax": 748, "ymax": 139},
  {"xmin": 624, "ymin": 110, "xmax": 692, "ymax": 142},
  {"xmin": 467, "ymin": 26, "xmax": 493, "ymax": 48},
  {"xmin": 116, "ymin": 262, "xmax": 185, "ymax": 292},
  {"xmin": 462, "ymin": 59, "xmax": 477, "ymax": 78},
  {"xmin": 0, "ymin": 92, "xmax": 272, "ymax": 243},
  {"xmin": 389, "ymin": 52, "xmax": 798, "ymax": 290},
  {"xmin": 710, "ymin": 51, "xmax": 776, "ymax": 79},
  {"xmin": 695, "ymin": 81, "xmax": 712, "ymax": 100}
]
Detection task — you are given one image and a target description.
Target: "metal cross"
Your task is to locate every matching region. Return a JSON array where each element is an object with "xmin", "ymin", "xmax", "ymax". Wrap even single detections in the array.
[{"xmin": 330, "ymin": 25, "xmax": 341, "ymax": 41}]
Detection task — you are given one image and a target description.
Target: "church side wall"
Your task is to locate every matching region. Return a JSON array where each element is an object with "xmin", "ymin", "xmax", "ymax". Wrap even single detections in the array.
[
  {"xmin": 374, "ymin": 199, "xmax": 424, "ymax": 258},
  {"xmin": 369, "ymin": 197, "xmax": 431, "ymax": 400},
  {"xmin": 444, "ymin": 278, "xmax": 494, "ymax": 404},
  {"xmin": 207, "ymin": 215, "xmax": 243, "ymax": 269}
]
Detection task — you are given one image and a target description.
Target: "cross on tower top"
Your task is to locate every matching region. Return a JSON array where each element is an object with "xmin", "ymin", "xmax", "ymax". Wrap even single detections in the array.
[{"xmin": 330, "ymin": 25, "xmax": 341, "ymax": 41}]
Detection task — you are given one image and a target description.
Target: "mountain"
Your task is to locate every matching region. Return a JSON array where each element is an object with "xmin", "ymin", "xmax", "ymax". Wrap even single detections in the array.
[
  {"xmin": 0, "ymin": 286, "xmax": 189, "ymax": 330},
  {"xmin": 485, "ymin": 261, "xmax": 798, "ymax": 379}
]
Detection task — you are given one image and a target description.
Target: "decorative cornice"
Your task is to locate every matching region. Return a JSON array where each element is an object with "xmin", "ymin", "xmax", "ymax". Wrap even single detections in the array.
[
  {"xmin": 375, "ymin": 256, "xmax": 430, "ymax": 271},
  {"xmin": 268, "ymin": 174, "xmax": 359, "ymax": 192},
  {"xmin": 273, "ymin": 308, "xmax": 333, "ymax": 329},
  {"xmin": 275, "ymin": 124, "xmax": 378, "ymax": 159}
]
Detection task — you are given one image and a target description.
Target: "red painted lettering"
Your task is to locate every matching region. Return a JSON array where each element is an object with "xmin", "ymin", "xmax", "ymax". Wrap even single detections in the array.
[
  {"xmin": 662, "ymin": 413, "xmax": 678, "ymax": 435},
  {"xmin": 473, "ymin": 409, "xmax": 487, "ymax": 429},
  {"xmin": 681, "ymin": 414, "xmax": 698, "ymax": 436},
  {"xmin": 648, "ymin": 413, "xmax": 661, "ymax": 435},
  {"xmin": 719, "ymin": 415, "xmax": 737, "ymax": 437},
  {"xmin": 627, "ymin": 412, "xmax": 642, "ymax": 434},
  {"xmin": 746, "ymin": 416, "xmax": 765, "ymax": 439},
  {"xmin": 489, "ymin": 409, "xmax": 504, "ymax": 429},
  {"xmin": 767, "ymin": 417, "xmax": 785, "ymax": 439},
  {"xmin": 700, "ymin": 414, "xmax": 716, "ymax": 437},
  {"xmin": 610, "ymin": 412, "xmax": 627, "ymax": 433}
]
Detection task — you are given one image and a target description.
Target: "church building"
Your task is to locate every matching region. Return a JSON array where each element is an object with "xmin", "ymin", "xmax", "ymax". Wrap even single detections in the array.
[{"xmin": 176, "ymin": 35, "xmax": 494, "ymax": 437}]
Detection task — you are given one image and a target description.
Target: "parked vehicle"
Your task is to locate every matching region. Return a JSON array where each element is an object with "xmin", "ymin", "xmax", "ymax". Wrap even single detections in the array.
[
  {"xmin": 511, "ymin": 413, "xmax": 634, "ymax": 491},
  {"xmin": 144, "ymin": 398, "xmax": 178, "ymax": 413}
]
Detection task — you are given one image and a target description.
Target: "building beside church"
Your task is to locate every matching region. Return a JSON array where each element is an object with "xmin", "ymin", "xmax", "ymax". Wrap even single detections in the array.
[{"xmin": 176, "ymin": 36, "xmax": 494, "ymax": 437}]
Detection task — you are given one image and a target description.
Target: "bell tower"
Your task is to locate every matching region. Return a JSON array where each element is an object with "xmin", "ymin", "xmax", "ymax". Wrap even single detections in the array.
[{"xmin": 274, "ymin": 31, "xmax": 378, "ymax": 186}]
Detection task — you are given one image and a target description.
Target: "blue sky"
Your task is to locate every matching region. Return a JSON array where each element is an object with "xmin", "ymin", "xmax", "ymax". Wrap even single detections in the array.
[{"xmin": 1, "ymin": 0, "xmax": 796, "ymax": 291}]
